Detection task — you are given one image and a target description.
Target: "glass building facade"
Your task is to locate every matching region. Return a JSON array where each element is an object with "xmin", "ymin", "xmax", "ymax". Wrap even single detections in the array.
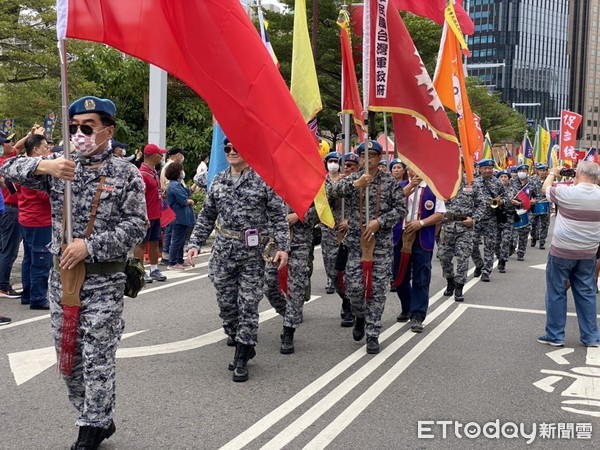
[{"xmin": 466, "ymin": 0, "xmax": 570, "ymax": 127}]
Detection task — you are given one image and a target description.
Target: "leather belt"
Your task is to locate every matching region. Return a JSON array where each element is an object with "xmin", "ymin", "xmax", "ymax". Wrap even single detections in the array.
[
  {"xmin": 53, "ymin": 257, "xmax": 126, "ymax": 275},
  {"xmin": 216, "ymin": 224, "xmax": 269, "ymax": 245}
]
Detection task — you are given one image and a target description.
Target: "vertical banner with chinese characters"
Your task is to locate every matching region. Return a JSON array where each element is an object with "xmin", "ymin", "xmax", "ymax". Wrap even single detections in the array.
[
  {"xmin": 44, "ymin": 112, "xmax": 57, "ymax": 140},
  {"xmin": 2, "ymin": 119, "xmax": 14, "ymax": 134},
  {"xmin": 559, "ymin": 110, "xmax": 582, "ymax": 162}
]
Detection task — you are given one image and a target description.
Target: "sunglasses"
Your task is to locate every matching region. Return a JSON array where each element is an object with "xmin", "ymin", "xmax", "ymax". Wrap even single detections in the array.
[
  {"xmin": 224, "ymin": 145, "xmax": 238, "ymax": 154},
  {"xmin": 69, "ymin": 124, "xmax": 98, "ymax": 136}
]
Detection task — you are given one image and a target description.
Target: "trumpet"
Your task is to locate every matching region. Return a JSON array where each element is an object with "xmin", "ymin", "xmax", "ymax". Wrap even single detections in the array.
[{"xmin": 490, "ymin": 196, "xmax": 502, "ymax": 208}]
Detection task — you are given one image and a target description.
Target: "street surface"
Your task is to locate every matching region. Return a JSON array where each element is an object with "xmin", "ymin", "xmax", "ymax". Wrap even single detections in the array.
[{"xmin": 2, "ymin": 235, "xmax": 600, "ymax": 449}]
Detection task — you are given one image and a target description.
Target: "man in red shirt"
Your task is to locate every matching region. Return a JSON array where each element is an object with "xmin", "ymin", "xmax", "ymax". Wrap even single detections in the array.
[
  {"xmin": 133, "ymin": 144, "xmax": 168, "ymax": 283},
  {"xmin": 0, "ymin": 131, "xmax": 23, "ymax": 298},
  {"xmin": 18, "ymin": 135, "xmax": 53, "ymax": 309}
]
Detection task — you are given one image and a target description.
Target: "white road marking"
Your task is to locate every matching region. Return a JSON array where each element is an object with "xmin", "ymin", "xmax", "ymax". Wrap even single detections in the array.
[
  {"xmin": 545, "ymin": 348, "xmax": 575, "ymax": 365},
  {"xmin": 8, "ymin": 330, "xmax": 148, "ymax": 386},
  {"xmin": 586, "ymin": 346, "xmax": 600, "ymax": 367},
  {"xmin": 530, "ymin": 263, "xmax": 547, "ymax": 270},
  {"xmin": 220, "ymin": 272, "xmax": 486, "ymax": 450},
  {"xmin": 0, "ymin": 314, "xmax": 50, "ymax": 330},
  {"xmin": 303, "ymin": 305, "xmax": 468, "ymax": 449},
  {"xmin": 533, "ymin": 375, "xmax": 563, "ymax": 393}
]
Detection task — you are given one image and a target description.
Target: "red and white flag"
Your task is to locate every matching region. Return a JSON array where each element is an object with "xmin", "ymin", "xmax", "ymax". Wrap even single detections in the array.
[
  {"xmin": 559, "ymin": 110, "xmax": 582, "ymax": 162},
  {"xmin": 56, "ymin": 0, "xmax": 325, "ymax": 219},
  {"xmin": 364, "ymin": 0, "xmax": 461, "ymax": 199}
]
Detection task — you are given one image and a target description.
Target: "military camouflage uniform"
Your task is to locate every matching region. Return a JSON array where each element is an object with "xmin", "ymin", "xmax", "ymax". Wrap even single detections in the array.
[
  {"xmin": 495, "ymin": 182, "xmax": 517, "ymax": 262},
  {"xmin": 529, "ymin": 174, "xmax": 551, "ymax": 247},
  {"xmin": 0, "ymin": 151, "xmax": 146, "ymax": 428},
  {"xmin": 471, "ymin": 175, "xmax": 507, "ymax": 276},
  {"xmin": 321, "ymin": 175, "xmax": 352, "ymax": 316},
  {"xmin": 328, "ymin": 169, "xmax": 406, "ymax": 338},
  {"xmin": 438, "ymin": 176, "xmax": 474, "ymax": 285},
  {"xmin": 264, "ymin": 205, "xmax": 318, "ymax": 328},
  {"xmin": 509, "ymin": 178, "xmax": 532, "ymax": 259},
  {"xmin": 188, "ymin": 167, "xmax": 289, "ymax": 346}
]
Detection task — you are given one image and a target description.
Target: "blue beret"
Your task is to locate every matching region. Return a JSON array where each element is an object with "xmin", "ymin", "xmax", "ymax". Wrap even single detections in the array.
[
  {"xmin": 356, "ymin": 140, "xmax": 383, "ymax": 155},
  {"xmin": 477, "ymin": 159, "xmax": 495, "ymax": 167},
  {"xmin": 341, "ymin": 153, "xmax": 360, "ymax": 164},
  {"xmin": 69, "ymin": 96, "xmax": 116, "ymax": 119},
  {"xmin": 324, "ymin": 151, "xmax": 341, "ymax": 162},
  {"xmin": 223, "ymin": 137, "xmax": 229, "ymax": 146},
  {"xmin": 509, "ymin": 166, "xmax": 518, "ymax": 173},
  {"xmin": 496, "ymin": 170, "xmax": 510, "ymax": 178},
  {"xmin": 111, "ymin": 139, "xmax": 128, "ymax": 149},
  {"xmin": 378, "ymin": 160, "xmax": 388, "ymax": 166},
  {"xmin": 388, "ymin": 158, "xmax": 406, "ymax": 171},
  {"xmin": 535, "ymin": 163, "xmax": 548, "ymax": 170},
  {"xmin": 516, "ymin": 164, "xmax": 529, "ymax": 171}
]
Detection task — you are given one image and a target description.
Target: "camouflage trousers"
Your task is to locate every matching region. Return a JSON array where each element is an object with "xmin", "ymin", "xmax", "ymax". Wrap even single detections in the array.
[
  {"xmin": 512, "ymin": 223, "xmax": 531, "ymax": 258},
  {"xmin": 264, "ymin": 243, "xmax": 311, "ymax": 328},
  {"xmin": 438, "ymin": 223, "xmax": 473, "ymax": 285},
  {"xmin": 208, "ymin": 252, "xmax": 265, "ymax": 345},
  {"xmin": 471, "ymin": 218, "xmax": 497, "ymax": 275},
  {"xmin": 531, "ymin": 213, "xmax": 550, "ymax": 246},
  {"xmin": 321, "ymin": 225, "xmax": 347, "ymax": 299},
  {"xmin": 49, "ymin": 269, "xmax": 125, "ymax": 428},
  {"xmin": 344, "ymin": 238, "xmax": 391, "ymax": 338},
  {"xmin": 495, "ymin": 222, "xmax": 513, "ymax": 262}
]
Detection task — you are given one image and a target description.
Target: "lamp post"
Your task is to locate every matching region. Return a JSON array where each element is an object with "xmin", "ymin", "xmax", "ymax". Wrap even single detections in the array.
[{"xmin": 512, "ymin": 103, "xmax": 541, "ymax": 128}]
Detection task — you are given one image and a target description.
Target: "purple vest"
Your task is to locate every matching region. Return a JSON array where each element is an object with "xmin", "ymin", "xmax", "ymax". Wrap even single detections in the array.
[{"xmin": 393, "ymin": 184, "xmax": 437, "ymax": 251}]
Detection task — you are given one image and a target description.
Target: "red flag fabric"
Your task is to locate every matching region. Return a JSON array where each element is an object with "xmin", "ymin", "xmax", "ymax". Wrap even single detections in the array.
[
  {"xmin": 559, "ymin": 110, "xmax": 583, "ymax": 162},
  {"xmin": 338, "ymin": 9, "xmax": 365, "ymax": 137},
  {"xmin": 366, "ymin": 0, "xmax": 461, "ymax": 200},
  {"xmin": 57, "ymin": 0, "xmax": 325, "ymax": 219},
  {"xmin": 472, "ymin": 114, "xmax": 484, "ymax": 162},
  {"xmin": 351, "ymin": 0, "xmax": 474, "ymax": 37},
  {"xmin": 516, "ymin": 184, "xmax": 531, "ymax": 211}
]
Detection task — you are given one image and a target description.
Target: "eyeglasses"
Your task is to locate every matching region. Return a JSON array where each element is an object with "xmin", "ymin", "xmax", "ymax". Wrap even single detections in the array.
[
  {"xmin": 344, "ymin": 162, "xmax": 357, "ymax": 167},
  {"xmin": 224, "ymin": 145, "xmax": 238, "ymax": 154},
  {"xmin": 69, "ymin": 124, "xmax": 96, "ymax": 136}
]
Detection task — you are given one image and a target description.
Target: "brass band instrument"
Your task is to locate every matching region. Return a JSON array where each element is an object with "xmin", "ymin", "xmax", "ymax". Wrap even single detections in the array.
[{"xmin": 490, "ymin": 196, "xmax": 502, "ymax": 209}]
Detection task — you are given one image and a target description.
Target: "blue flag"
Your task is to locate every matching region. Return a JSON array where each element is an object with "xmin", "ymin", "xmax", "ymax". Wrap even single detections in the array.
[{"xmin": 206, "ymin": 122, "xmax": 229, "ymax": 190}]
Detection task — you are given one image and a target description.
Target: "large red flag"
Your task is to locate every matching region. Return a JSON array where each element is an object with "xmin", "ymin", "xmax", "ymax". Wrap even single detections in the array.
[
  {"xmin": 337, "ymin": 9, "xmax": 365, "ymax": 137},
  {"xmin": 56, "ymin": 0, "xmax": 325, "ymax": 219},
  {"xmin": 351, "ymin": 0, "xmax": 474, "ymax": 38},
  {"xmin": 366, "ymin": 0, "xmax": 461, "ymax": 200}
]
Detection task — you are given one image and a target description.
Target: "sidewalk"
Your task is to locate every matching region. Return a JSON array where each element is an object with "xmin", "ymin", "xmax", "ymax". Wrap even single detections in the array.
[{"xmin": 8, "ymin": 233, "xmax": 215, "ymax": 290}]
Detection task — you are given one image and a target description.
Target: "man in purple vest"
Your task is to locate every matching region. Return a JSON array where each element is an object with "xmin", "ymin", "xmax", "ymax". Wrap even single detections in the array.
[{"xmin": 395, "ymin": 168, "xmax": 445, "ymax": 333}]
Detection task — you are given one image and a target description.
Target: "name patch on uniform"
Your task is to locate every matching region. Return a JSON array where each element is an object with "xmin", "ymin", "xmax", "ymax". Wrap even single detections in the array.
[
  {"xmin": 463, "ymin": 187, "xmax": 473, "ymax": 193},
  {"xmin": 102, "ymin": 185, "xmax": 114, "ymax": 193},
  {"xmin": 424, "ymin": 200, "xmax": 435, "ymax": 211}
]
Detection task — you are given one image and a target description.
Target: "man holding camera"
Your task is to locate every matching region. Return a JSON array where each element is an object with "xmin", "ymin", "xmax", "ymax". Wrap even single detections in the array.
[{"xmin": 537, "ymin": 161, "xmax": 600, "ymax": 347}]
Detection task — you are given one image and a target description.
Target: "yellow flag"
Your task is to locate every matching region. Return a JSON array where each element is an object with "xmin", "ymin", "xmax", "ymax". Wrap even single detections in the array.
[
  {"xmin": 444, "ymin": 1, "xmax": 469, "ymax": 52},
  {"xmin": 291, "ymin": 0, "xmax": 322, "ymax": 122},
  {"xmin": 290, "ymin": 0, "xmax": 332, "ymax": 228}
]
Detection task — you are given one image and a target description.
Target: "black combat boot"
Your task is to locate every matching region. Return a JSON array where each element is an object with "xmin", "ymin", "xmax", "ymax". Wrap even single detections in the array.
[
  {"xmin": 366, "ymin": 336, "xmax": 380, "ymax": 354},
  {"xmin": 340, "ymin": 294, "xmax": 354, "ymax": 327},
  {"xmin": 280, "ymin": 326, "xmax": 295, "ymax": 354},
  {"xmin": 232, "ymin": 343, "xmax": 254, "ymax": 382},
  {"xmin": 228, "ymin": 342, "xmax": 256, "ymax": 371},
  {"xmin": 71, "ymin": 425, "xmax": 104, "ymax": 450},
  {"xmin": 454, "ymin": 283, "xmax": 464, "ymax": 302},
  {"xmin": 443, "ymin": 278, "xmax": 455, "ymax": 296},
  {"xmin": 353, "ymin": 316, "xmax": 366, "ymax": 341},
  {"xmin": 498, "ymin": 260, "xmax": 506, "ymax": 273}
]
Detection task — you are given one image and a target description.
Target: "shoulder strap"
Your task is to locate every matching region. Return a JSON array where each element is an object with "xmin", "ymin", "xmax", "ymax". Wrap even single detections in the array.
[{"xmin": 85, "ymin": 176, "xmax": 106, "ymax": 238}]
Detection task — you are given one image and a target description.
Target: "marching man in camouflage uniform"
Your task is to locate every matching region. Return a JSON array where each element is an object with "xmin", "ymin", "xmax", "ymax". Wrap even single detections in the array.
[
  {"xmin": 328, "ymin": 141, "xmax": 406, "ymax": 354},
  {"xmin": 495, "ymin": 170, "xmax": 517, "ymax": 273},
  {"xmin": 187, "ymin": 138, "xmax": 289, "ymax": 382},
  {"xmin": 0, "ymin": 96, "xmax": 147, "ymax": 449},
  {"xmin": 471, "ymin": 159, "xmax": 508, "ymax": 282},
  {"xmin": 510, "ymin": 164, "xmax": 533, "ymax": 261},
  {"xmin": 264, "ymin": 203, "xmax": 317, "ymax": 354},
  {"xmin": 530, "ymin": 163, "xmax": 551, "ymax": 249},
  {"xmin": 438, "ymin": 165, "xmax": 474, "ymax": 302}
]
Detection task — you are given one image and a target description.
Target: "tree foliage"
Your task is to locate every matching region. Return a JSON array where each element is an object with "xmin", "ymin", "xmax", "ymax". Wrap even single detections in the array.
[{"xmin": 0, "ymin": 0, "xmax": 527, "ymax": 170}]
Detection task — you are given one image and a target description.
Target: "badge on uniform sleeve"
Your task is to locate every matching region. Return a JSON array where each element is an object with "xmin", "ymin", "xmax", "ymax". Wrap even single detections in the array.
[
  {"xmin": 102, "ymin": 184, "xmax": 114, "ymax": 193},
  {"xmin": 424, "ymin": 200, "xmax": 434, "ymax": 210}
]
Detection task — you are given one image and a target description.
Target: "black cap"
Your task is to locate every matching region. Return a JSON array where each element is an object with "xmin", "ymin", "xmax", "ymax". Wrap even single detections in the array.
[{"xmin": 167, "ymin": 146, "xmax": 187, "ymax": 157}]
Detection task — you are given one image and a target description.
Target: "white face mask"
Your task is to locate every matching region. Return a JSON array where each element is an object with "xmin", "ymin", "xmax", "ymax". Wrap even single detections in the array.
[
  {"xmin": 71, "ymin": 128, "xmax": 107, "ymax": 156},
  {"xmin": 518, "ymin": 171, "xmax": 527, "ymax": 180},
  {"xmin": 327, "ymin": 162, "xmax": 340, "ymax": 173}
]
